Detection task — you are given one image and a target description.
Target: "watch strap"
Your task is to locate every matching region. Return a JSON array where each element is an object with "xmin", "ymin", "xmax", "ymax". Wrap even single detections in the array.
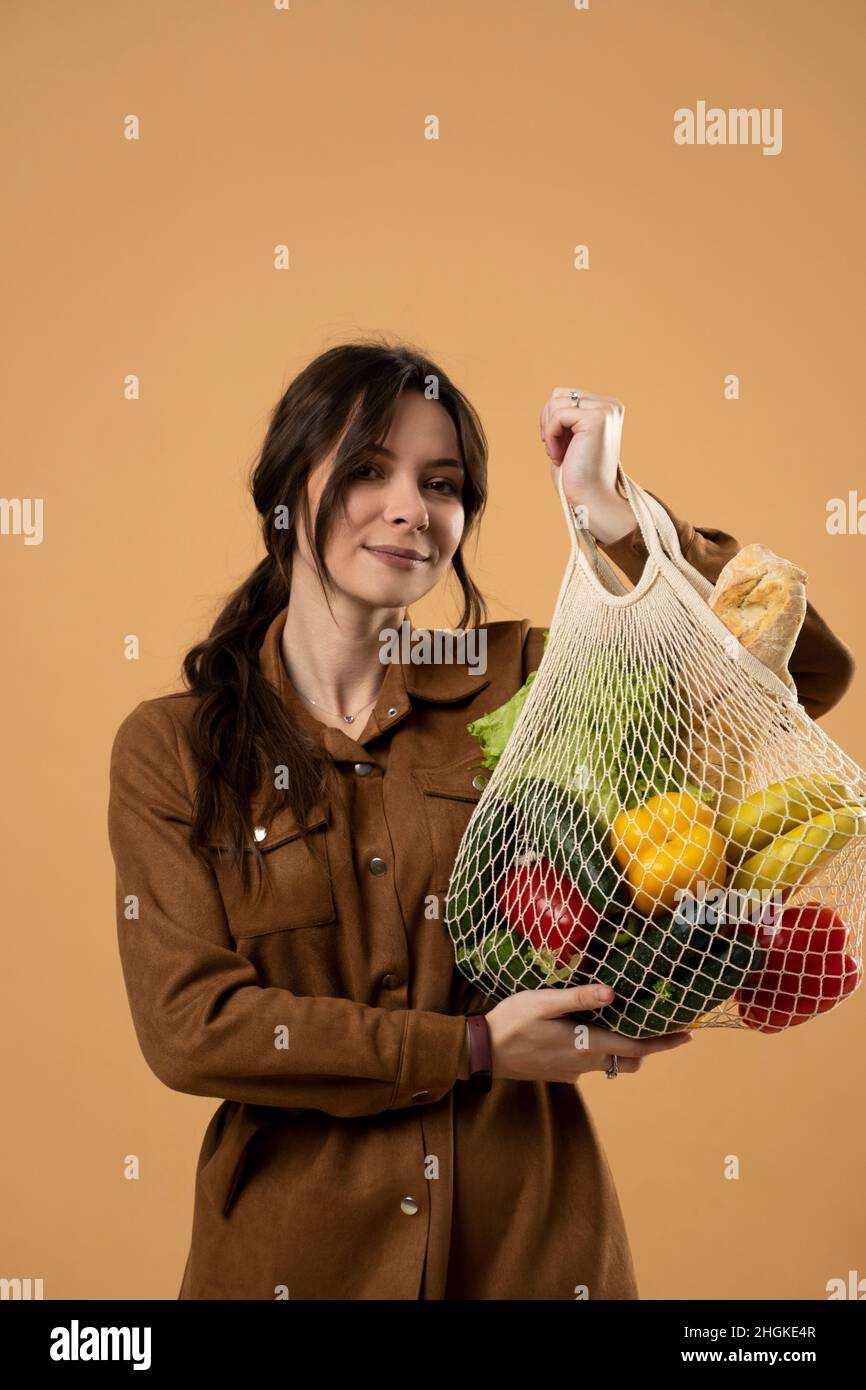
[{"xmin": 465, "ymin": 1012, "xmax": 493, "ymax": 1092}]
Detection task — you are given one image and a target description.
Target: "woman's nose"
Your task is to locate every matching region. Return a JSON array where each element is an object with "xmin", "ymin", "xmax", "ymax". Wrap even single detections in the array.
[{"xmin": 382, "ymin": 486, "xmax": 429, "ymax": 529}]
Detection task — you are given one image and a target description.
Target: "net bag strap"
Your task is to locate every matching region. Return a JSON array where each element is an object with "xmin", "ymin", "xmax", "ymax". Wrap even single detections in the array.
[{"xmin": 554, "ymin": 460, "xmax": 716, "ymax": 604}]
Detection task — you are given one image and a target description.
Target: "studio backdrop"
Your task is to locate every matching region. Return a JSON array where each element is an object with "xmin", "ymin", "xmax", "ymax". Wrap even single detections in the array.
[{"xmin": 2, "ymin": 0, "xmax": 865, "ymax": 1302}]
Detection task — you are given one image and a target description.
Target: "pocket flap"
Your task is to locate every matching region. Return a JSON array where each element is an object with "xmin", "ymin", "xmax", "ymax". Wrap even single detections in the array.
[
  {"xmin": 199, "ymin": 1102, "xmax": 295, "ymax": 1217},
  {"xmin": 202, "ymin": 800, "xmax": 330, "ymax": 853},
  {"xmin": 413, "ymin": 752, "xmax": 492, "ymax": 802},
  {"xmin": 204, "ymin": 797, "xmax": 336, "ymax": 935}
]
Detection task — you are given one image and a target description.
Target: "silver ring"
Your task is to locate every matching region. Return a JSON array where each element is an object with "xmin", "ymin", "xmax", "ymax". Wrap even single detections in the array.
[
  {"xmin": 570, "ymin": 390, "xmax": 582, "ymax": 407},
  {"xmin": 605, "ymin": 1053, "xmax": 619, "ymax": 1080}
]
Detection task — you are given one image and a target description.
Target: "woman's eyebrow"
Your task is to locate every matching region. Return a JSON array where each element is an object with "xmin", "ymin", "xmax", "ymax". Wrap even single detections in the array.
[{"xmin": 370, "ymin": 443, "xmax": 465, "ymax": 475}]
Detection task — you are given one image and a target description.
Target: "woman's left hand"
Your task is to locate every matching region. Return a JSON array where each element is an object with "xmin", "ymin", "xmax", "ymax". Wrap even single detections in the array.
[
  {"xmin": 540, "ymin": 387, "xmax": 625, "ymax": 505},
  {"xmin": 540, "ymin": 387, "xmax": 636, "ymax": 543}
]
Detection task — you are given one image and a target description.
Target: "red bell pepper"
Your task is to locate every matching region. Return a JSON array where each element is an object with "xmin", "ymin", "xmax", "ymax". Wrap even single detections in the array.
[
  {"xmin": 736, "ymin": 901, "xmax": 860, "ymax": 1032},
  {"xmin": 496, "ymin": 855, "xmax": 599, "ymax": 966}
]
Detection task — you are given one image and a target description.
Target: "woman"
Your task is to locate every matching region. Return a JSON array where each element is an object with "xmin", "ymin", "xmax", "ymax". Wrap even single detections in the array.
[{"xmin": 108, "ymin": 339, "xmax": 855, "ymax": 1300}]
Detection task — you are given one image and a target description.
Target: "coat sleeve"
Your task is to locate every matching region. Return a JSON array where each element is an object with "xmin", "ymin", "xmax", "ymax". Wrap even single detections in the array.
[
  {"xmin": 593, "ymin": 488, "xmax": 856, "ymax": 722},
  {"xmin": 107, "ymin": 701, "xmax": 470, "ymax": 1119}
]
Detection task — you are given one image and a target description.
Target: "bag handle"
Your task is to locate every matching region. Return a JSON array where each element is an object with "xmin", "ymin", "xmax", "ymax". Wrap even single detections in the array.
[
  {"xmin": 616, "ymin": 466, "xmax": 686, "ymax": 562},
  {"xmin": 555, "ymin": 460, "xmax": 683, "ymax": 565}
]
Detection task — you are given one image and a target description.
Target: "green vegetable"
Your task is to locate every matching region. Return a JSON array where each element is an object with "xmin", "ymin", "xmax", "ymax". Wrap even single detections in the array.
[
  {"xmin": 466, "ymin": 630, "xmax": 551, "ymax": 772},
  {"xmin": 456, "ymin": 924, "xmax": 575, "ymax": 994},
  {"xmin": 537, "ymin": 779, "xmax": 631, "ymax": 921},
  {"xmin": 457, "ymin": 626, "xmax": 743, "ymax": 1034},
  {"xmin": 445, "ymin": 796, "xmax": 522, "ymax": 953},
  {"xmin": 566, "ymin": 919, "xmax": 763, "ymax": 1037},
  {"xmin": 467, "ymin": 631, "xmax": 715, "ymax": 831}
]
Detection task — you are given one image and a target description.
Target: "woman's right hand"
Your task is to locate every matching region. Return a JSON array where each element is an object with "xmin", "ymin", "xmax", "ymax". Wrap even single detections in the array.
[{"xmin": 484, "ymin": 983, "xmax": 694, "ymax": 1082}]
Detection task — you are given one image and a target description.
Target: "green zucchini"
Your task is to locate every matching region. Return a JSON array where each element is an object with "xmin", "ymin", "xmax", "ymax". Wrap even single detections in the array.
[
  {"xmin": 566, "ymin": 923, "xmax": 764, "ymax": 1037},
  {"xmin": 445, "ymin": 796, "xmax": 522, "ymax": 953},
  {"xmin": 534, "ymin": 780, "xmax": 632, "ymax": 922}
]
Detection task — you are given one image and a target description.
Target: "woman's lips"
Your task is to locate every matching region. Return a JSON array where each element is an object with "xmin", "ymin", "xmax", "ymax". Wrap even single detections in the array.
[{"xmin": 364, "ymin": 547, "xmax": 429, "ymax": 570}]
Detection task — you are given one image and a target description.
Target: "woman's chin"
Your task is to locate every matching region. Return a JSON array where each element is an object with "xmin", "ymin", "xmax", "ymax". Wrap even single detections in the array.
[{"xmin": 346, "ymin": 567, "xmax": 438, "ymax": 609}]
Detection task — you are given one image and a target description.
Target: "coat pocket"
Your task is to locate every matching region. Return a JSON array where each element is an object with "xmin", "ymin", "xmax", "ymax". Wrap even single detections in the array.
[
  {"xmin": 414, "ymin": 751, "xmax": 492, "ymax": 894},
  {"xmin": 198, "ymin": 1101, "xmax": 294, "ymax": 1218},
  {"xmin": 205, "ymin": 802, "xmax": 337, "ymax": 938}
]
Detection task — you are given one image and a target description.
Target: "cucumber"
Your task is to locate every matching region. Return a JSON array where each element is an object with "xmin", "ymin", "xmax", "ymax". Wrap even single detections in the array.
[
  {"xmin": 534, "ymin": 780, "xmax": 632, "ymax": 922},
  {"xmin": 567, "ymin": 924, "xmax": 764, "ymax": 1037},
  {"xmin": 674, "ymin": 925, "xmax": 762, "ymax": 994},
  {"xmin": 660, "ymin": 902, "xmax": 717, "ymax": 969},
  {"xmin": 583, "ymin": 914, "xmax": 690, "ymax": 990},
  {"xmin": 584, "ymin": 982, "xmax": 703, "ymax": 1037},
  {"xmin": 445, "ymin": 796, "xmax": 522, "ymax": 952},
  {"xmin": 566, "ymin": 989, "xmax": 662, "ymax": 1039}
]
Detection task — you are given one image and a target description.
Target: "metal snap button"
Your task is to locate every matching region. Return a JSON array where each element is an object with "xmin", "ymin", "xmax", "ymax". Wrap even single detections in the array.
[
  {"xmin": 387, "ymin": 706, "xmax": 397, "ymax": 717},
  {"xmin": 369, "ymin": 856, "xmax": 387, "ymax": 875},
  {"xmin": 353, "ymin": 761, "xmax": 374, "ymax": 776},
  {"xmin": 400, "ymin": 1197, "xmax": 419, "ymax": 1215},
  {"xmin": 381, "ymin": 973, "xmax": 400, "ymax": 989},
  {"xmin": 471, "ymin": 773, "xmax": 489, "ymax": 790},
  {"xmin": 253, "ymin": 825, "xmax": 267, "ymax": 842}
]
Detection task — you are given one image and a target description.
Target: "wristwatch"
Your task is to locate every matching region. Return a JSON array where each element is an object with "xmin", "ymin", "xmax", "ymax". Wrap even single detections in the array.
[{"xmin": 465, "ymin": 1013, "xmax": 492, "ymax": 1092}]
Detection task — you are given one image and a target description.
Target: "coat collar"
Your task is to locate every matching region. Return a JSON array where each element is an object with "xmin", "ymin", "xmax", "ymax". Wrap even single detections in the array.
[{"xmin": 257, "ymin": 605, "xmax": 491, "ymax": 759}]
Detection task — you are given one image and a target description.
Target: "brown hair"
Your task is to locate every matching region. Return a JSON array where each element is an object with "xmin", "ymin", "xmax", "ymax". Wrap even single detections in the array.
[{"xmin": 180, "ymin": 335, "xmax": 490, "ymax": 893}]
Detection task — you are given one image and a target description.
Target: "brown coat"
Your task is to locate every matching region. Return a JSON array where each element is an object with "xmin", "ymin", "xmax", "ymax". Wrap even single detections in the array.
[{"xmin": 107, "ymin": 494, "xmax": 855, "ymax": 1301}]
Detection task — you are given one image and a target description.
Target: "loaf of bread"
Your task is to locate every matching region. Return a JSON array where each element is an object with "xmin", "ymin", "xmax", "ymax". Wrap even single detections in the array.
[
  {"xmin": 679, "ymin": 544, "xmax": 807, "ymax": 813},
  {"xmin": 709, "ymin": 543, "xmax": 807, "ymax": 691}
]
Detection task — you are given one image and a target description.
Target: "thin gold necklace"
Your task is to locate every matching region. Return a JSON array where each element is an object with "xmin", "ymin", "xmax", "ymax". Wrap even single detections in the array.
[{"xmin": 295, "ymin": 681, "xmax": 384, "ymax": 725}]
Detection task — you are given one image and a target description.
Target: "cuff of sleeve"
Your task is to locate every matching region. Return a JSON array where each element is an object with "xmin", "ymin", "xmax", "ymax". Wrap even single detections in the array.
[
  {"xmin": 597, "ymin": 520, "xmax": 650, "ymax": 568},
  {"xmin": 597, "ymin": 488, "xmax": 696, "ymax": 576},
  {"xmin": 388, "ymin": 1010, "xmax": 470, "ymax": 1108}
]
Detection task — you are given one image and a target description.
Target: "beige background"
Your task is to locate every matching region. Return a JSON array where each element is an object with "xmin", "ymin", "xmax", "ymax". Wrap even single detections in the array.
[{"xmin": 2, "ymin": 0, "xmax": 864, "ymax": 1300}]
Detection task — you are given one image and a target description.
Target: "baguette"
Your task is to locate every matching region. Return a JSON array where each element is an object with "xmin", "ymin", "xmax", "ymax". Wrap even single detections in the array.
[
  {"xmin": 709, "ymin": 543, "xmax": 807, "ymax": 691},
  {"xmin": 680, "ymin": 544, "xmax": 807, "ymax": 816}
]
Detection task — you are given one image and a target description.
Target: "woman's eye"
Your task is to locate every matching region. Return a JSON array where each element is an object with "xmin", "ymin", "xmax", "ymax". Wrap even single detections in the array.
[{"xmin": 350, "ymin": 465, "xmax": 459, "ymax": 498}]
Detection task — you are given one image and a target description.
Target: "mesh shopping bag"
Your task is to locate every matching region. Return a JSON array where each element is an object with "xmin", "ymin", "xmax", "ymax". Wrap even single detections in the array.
[{"xmin": 445, "ymin": 466, "xmax": 866, "ymax": 1036}]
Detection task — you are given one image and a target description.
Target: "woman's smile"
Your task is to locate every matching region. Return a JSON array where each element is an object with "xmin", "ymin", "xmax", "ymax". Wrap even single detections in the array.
[{"xmin": 363, "ymin": 543, "xmax": 431, "ymax": 570}]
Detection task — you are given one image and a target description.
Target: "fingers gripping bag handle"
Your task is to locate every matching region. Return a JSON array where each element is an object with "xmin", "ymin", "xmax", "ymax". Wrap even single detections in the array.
[{"xmin": 445, "ymin": 464, "xmax": 866, "ymax": 1038}]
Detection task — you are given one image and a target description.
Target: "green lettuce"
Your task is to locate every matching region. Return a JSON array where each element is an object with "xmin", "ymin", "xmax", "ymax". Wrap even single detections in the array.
[
  {"xmin": 466, "ymin": 628, "xmax": 714, "ymax": 828},
  {"xmin": 466, "ymin": 629, "xmax": 551, "ymax": 771}
]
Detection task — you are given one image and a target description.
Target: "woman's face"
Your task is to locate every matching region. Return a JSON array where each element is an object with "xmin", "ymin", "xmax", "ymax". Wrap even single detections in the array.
[{"xmin": 299, "ymin": 390, "xmax": 466, "ymax": 613}]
